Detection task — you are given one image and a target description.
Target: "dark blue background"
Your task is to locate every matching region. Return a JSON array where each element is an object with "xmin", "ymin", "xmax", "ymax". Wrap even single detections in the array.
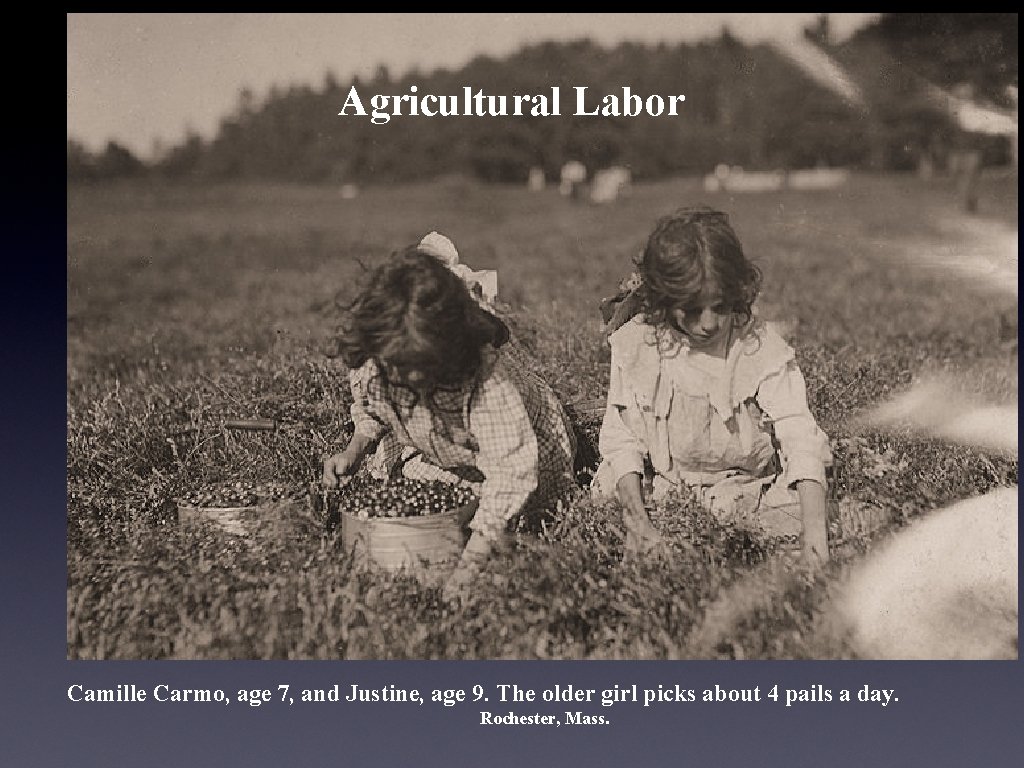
[{"xmin": 8, "ymin": 137, "xmax": 1019, "ymax": 766}]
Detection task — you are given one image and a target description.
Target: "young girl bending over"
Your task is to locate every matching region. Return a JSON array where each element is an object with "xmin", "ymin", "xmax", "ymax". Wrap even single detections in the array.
[
  {"xmin": 594, "ymin": 206, "xmax": 832, "ymax": 564},
  {"xmin": 322, "ymin": 242, "xmax": 577, "ymax": 595}
]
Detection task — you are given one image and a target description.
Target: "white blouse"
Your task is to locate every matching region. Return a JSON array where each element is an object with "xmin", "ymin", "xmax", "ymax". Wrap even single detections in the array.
[{"xmin": 598, "ymin": 317, "xmax": 831, "ymax": 491}]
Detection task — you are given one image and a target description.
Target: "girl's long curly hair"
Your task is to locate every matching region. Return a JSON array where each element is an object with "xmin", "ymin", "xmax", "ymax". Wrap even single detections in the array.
[
  {"xmin": 335, "ymin": 246, "xmax": 509, "ymax": 390},
  {"xmin": 637, "ymin": 206, "xmax": 762, "ymax": 328}
]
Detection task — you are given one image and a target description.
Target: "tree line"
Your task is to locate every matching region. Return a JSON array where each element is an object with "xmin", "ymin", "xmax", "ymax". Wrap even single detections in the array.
[{"xmin": 68, "ymin": 14, "xmax": 1017, "ymax": 184}]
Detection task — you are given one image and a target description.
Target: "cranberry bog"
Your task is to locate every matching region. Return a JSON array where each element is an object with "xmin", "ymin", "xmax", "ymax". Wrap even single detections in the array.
[{"xmin": 67, "ymin": 172, "xmax": 1017, "ymax": 659}]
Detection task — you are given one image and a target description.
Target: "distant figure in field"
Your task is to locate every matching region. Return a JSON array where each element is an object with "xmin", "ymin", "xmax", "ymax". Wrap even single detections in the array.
[
  {"xmin": 950, "ymin": 148, "xmax": 983, "ymax": 213},
  {"xmin": 560, "ymin": 160, "xmax": 587, "ymax": 199},
  {"xmin": 593, "ymin": 206, "xmax": 833, "ymax": 564},
  {"xmin": 527, "ymin": 166, "xmax": 546, "ymax": 192},
  {"xmin": 947, "ymin": 128, "xmax": 985, "ymax": 214}
]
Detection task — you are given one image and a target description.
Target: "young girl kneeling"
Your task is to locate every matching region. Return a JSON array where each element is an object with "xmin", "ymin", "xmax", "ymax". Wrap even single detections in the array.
[
  {"xmin": 594, "ymin": 206, "xmax": 832, "ymax": 564},
  {"xmin": 322, "ymin": 243, "xmax": 578, "ymax": 595}
]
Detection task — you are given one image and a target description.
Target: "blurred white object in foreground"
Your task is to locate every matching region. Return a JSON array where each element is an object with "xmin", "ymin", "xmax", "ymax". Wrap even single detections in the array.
[
  {"xmin": 836, "ymin": 487, "xmax": 1017, "ymax": 659},
  {"xmin": 836, "ymin": 378, "xmax": 1018, "ymax": 659},
  {"xmin": 860, "ymin": 378, "xmax": 1017, "ymax": 455}
]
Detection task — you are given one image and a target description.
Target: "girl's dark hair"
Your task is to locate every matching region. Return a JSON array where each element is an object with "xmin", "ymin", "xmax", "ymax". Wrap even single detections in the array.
[
  {"xmin": 637, "ymin": 205, "xmax": 761, "ymax": 327},
  {"xmin": 336, "ymin": 246, "xmax": 509, "ymax": 389}
]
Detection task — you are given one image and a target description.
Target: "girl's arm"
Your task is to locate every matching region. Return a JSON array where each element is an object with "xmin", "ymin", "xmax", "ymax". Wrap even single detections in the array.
[
  {"xmin": 464, "ymin": 363, "xmax": 540, "ymax": 545},
  {"xmin": 796, "ymin": 479, "xmax": 828, "ymax": 565},
  {"xmin": 444, "ymin": 364, "xmax": 540, "ymax": 600},
  {"xmin": 322, "ymin": 363, "xmax": 387, "ymax": 486},
  {"xmin": 757, "ymin": 361, "xmax": 832, "ymax": 564},
  {"xmin": 615, "ymin": 472, "xmax": 667, "ymax": 555},
  {"xmin": 600, "ymin": 356, "xmax": 666, "ymax": 553},
  {"xmin": 348, "ymin": 362, "xmax": 389, "ymax": 444},
  {"xmin": 598, "ymin": 354, "xmax": 649, "ymax": 484}
]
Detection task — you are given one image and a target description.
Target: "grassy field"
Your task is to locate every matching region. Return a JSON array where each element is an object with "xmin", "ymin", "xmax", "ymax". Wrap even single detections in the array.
[{"xmin": 67, "ymin": 171, "xmax": 1017, "ymax": 659}]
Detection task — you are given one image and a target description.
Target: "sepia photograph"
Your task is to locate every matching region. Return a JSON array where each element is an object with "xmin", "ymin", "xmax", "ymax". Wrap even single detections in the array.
[{"xmin": 67, "ymin": 13, "xmax": 1017, "ymax": 663}]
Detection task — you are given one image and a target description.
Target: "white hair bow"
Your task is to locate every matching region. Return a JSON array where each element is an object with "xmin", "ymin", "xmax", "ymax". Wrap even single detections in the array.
[
  {"xmin": 418, "ymin": 231, "xmax": 460, "ymax": 266},
  {"xmin": 418, "ymin": 231, "xmax": 498, "ymax": 303}
]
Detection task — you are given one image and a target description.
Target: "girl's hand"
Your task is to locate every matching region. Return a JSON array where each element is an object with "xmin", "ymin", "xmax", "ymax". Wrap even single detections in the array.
[
  {"xmin": 442, "ymin": 532, "xmax": 492, "ymax": 602},
  {"xmin": 624, "ymin": 520, "xmax": 669, "ymax": 560},
  {"xmin": 442, "ymin": 562, "xmax": 478, "ymax": 603},
  {"xmin": 616, "ymin": 472, "xmax": 670, "ymax": 561},
  {"xmin": 321, "ymin": 433, "xmax": 375, "ymax": 488},
  {"xmin": 321, "ymin": 451, "xmax": 359, "ymax": 488}
]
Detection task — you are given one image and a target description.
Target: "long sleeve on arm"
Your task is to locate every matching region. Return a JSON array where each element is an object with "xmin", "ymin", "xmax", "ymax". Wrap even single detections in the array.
[
  {"xmin": 348, "ymin": 363, "xmax": 388, "ymax": 442},
  {"xmin": 467, "ymin": 365, "xmax": 540, "ymax": 542},
  {"xmin": 598, "ymin": 359, "xmax": 647, "ymax": 485},
  {"xmin": 756, "ymin": 361, "xmax": 830, "ymax": 488}
]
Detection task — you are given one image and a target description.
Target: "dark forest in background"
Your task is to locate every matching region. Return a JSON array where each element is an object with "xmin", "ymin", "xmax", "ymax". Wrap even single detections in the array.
[{"xmin": 67, "ymin": 13, "xmax": 1018, "ymax": 184}]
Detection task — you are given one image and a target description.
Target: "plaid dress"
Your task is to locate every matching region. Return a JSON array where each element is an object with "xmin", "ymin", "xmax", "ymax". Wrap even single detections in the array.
[{"xmin": 349, "ymin": 344, "xmax": 577, "ymax": 541}]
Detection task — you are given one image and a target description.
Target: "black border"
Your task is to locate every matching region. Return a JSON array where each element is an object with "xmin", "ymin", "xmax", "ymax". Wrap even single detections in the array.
[{"xmin": 35, "ymin": 12, "xmax": 1024, "ymax": 765}]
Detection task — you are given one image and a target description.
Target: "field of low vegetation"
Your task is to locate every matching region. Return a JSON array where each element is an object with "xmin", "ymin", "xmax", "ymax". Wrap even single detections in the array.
[{"xmin": 67, "ymin": 171, "xmax": 1017, "ymax": 659}]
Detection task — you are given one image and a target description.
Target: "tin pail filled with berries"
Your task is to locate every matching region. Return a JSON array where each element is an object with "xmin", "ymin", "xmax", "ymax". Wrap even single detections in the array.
[
  {"xmin": 319, "ymin": 478, "xmax": 479, "ymax": 582},
  {"xmin": 176, "ymin": 480, "xmax": 304, "ymax": 536}
]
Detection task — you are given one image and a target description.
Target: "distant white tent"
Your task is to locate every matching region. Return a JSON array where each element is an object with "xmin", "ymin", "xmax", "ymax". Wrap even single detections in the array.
[{"xmin": 590, "ymin": 166, "xmax": 631, "ymax": 204}]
